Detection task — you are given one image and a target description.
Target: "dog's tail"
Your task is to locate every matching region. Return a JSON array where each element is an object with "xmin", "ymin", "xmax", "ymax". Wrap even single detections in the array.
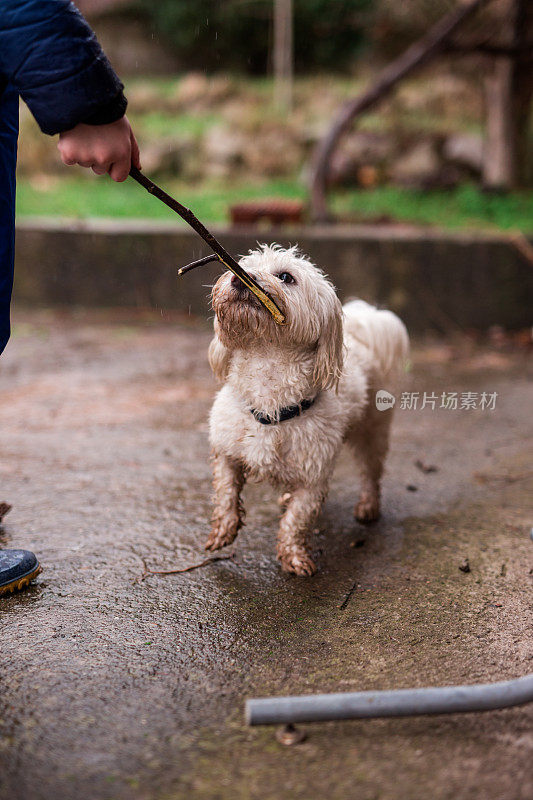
[{"xmin": 343, "ymin": 299, "xmax": 409, "ymax": 378}]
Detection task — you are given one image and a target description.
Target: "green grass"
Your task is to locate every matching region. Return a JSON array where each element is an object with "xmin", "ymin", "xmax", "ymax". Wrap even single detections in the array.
[
  {"xmin": 16, "ymin": 175, "xmax": 533, "ymax": 233},
  {"xmin": 132, "ymin": 110, "xmax": 220, "ymax": 139},
  {"xmin": 331, "ymin": 184, "xmax": 533, "ymax": 233},
  {"xmin": 16, "ymin": 175, "xmax": 307, "ymax": 223}
]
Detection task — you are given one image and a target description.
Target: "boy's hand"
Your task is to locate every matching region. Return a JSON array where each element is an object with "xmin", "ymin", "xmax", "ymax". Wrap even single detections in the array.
[{"xmin": 57, "ymin": 116, "xmax": 141, "ymax": 182}]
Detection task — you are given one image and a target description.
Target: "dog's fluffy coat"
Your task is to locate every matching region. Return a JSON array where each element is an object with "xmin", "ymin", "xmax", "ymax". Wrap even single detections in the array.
[{"xmin": 206, "ymin": 245, "xmax": 409, "ymax": 576}]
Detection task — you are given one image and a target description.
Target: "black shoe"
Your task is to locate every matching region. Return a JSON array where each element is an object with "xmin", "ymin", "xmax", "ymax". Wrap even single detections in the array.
[{"xmin": 0, "ymin": 549, "xmax": 42, "ymax": 596}]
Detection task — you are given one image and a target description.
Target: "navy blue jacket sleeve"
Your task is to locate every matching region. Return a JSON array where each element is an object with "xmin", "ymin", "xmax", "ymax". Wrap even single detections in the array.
[{"xmin": 0, "ymin": 0, "xmax": 127, "ymax": 135}]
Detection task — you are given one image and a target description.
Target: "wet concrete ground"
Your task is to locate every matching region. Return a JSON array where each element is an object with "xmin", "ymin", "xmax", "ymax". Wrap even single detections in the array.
[{"xmin": 1, "ymin": 309, "xmax": 532, "ymax": 800}]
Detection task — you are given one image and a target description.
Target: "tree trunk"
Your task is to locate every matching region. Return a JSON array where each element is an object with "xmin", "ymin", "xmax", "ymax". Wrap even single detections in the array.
[
  {"xmin": 273, "ymin": 0, "xmax": 293, "ymax": 112},
  {"xmin": 482, "ymin": 0, "xmax": 533, "ymax": 189}
]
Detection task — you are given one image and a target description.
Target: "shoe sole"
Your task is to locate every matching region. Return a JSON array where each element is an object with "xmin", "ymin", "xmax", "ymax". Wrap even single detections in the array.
[{"xmin": 0, "ymin": 564, "xmax": 42, "ymax": 596}]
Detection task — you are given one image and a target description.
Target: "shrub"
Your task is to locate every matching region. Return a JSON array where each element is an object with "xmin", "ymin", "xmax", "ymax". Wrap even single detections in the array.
[{"xmin": 134, "ymin": 0, "xmax": 372, "ymax": 74}]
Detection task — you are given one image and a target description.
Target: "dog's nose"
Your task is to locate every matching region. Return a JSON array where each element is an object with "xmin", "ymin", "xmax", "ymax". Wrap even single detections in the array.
[{"xmin": 231, "ymin": 273, "xmax": 249, "ymax": 293}]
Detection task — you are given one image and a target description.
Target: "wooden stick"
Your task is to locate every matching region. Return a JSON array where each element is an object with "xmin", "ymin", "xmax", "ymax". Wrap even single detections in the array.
[
  {"xmin": 178, "ymin": 254, "xmax": 221, "ymax": 276},
  {"xmin": 338, "ymin": 580, "xmax": 359, "ymax": 610},
  {"xmin": 129, "ymin": 167, "xmax": 285, "ymax": 324},
  {"xmin": 135, "ymin": 553, "xmax": 234, "ymax": 583}
]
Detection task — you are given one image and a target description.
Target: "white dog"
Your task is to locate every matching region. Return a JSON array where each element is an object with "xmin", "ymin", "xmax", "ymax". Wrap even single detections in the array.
[{"xmin": 205, "ymin": 245, "xmax": 409, "ymax": 576}]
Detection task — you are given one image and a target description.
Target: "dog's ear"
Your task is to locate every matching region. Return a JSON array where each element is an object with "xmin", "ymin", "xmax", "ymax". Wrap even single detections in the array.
[
  {"xmin": 208, "ymin": 322, "xmax": 232, "ymax": 383},
  {"xmin": 312, "ymin": 294, "xmax": 344, "ymax": 391}
]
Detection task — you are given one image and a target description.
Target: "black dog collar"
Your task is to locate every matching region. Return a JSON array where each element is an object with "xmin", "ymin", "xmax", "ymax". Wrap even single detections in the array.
[{"xmin": 250, "ymin": 397, "xmax": 316, "ymax": 426}]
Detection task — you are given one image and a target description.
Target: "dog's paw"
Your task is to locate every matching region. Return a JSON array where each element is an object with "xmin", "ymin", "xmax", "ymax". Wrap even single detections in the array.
[
  {"xmin": 205, "ymin": 517, "xmax": 240, "ymax": 552},
  {"xmin": 354, "ymin": 496, "xmax": 380, "ymax": 524},
  {"xmin": 277, "ymin": 547, "xmax": 317, "ymax": 577}
]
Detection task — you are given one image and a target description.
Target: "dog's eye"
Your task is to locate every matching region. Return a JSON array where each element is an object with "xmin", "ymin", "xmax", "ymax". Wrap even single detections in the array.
[{"xmin": 277, "ymin": 272, "xmax": 295, "ymax": 285}]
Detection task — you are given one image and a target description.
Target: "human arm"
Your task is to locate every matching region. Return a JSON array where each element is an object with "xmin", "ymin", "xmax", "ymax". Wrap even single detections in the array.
[{"xmin": 0, "ymin": 0, "xmax": 140, "ymax": 180}]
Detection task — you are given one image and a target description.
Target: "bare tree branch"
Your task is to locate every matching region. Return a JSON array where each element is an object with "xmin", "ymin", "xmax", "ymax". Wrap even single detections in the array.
[
  {"xmin": 310, "ymin": 0, "xmax": 491, "ymax": 222},
  {"xmin": 134, "ymin": 553, "xmax": 235, "ymax": 584}
]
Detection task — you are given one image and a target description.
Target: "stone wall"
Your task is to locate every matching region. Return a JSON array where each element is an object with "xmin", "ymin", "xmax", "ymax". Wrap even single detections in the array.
[{"xmin": 14, "ymin": 220, "xmax": 533, "ymax": 332}]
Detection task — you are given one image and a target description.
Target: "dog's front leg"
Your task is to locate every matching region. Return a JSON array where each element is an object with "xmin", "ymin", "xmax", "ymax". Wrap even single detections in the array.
[
  {"xmin": 205, "ymin": 453, "xmax": 245, "ymax": 552},
  {"xmin": 277, "ymin": 486, "xmax": 325, "ymax": 577}
]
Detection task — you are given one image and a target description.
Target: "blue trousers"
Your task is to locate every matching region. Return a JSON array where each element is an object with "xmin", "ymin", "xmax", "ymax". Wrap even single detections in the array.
[{"xmin": 0, "ymin": 83, "xmax": 19, "ymax": 355}]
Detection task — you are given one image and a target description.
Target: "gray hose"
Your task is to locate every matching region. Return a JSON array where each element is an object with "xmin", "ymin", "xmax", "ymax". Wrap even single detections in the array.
[{"xmin": 246, "ymin": 673, "xmax": 533, "ymax": 726}]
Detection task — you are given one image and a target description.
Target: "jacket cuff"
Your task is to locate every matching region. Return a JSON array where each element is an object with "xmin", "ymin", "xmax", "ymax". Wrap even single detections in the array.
[{"xmin": 82, "ymin": 91, "xmax": 127, "ymax": 126}]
